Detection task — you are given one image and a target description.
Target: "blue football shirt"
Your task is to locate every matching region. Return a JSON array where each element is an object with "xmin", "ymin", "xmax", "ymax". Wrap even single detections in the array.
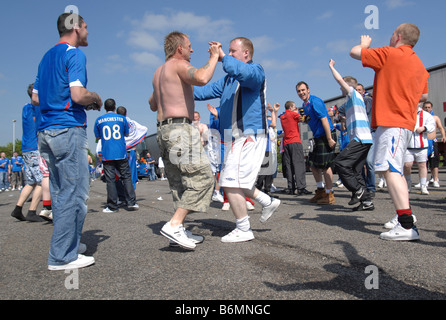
[
  {"xmin": 33, "ymin": 42, "xmax": 88, "ymax": 130},
  {"xmin": 0, "ymin": 158, "xmax": 9, "ymax": 172},
  {"xmin": 11, "ymin": 156, "xmax": 24, "ymax": 172},
  {"xmin": 94, "ymin": 113, "xmax": 129, "ymax": 161},
  {"xmin": 21, "ymin": 103, "xmax": 40, "ymax": 152}
]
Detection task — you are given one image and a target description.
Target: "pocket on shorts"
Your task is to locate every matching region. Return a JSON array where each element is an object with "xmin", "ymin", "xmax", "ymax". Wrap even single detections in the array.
[{"xmin": 180, "ymin": 162, "xmax": 213, "ymax": 192}]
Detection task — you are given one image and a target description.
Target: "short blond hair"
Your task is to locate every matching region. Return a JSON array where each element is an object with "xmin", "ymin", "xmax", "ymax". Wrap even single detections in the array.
[
  {"xmin": 231, "ymin": 37, "xmax": 254, "ymax": 59},
  {"xmin": 396, "ymin": 23, "xmax": 420, "ymax": 47},
  {"xmin": 164, "ymin": 31, "xmax": 188, "ymax": 61},
  {"xmin": 343, "ymin": 76, "xmax": 358, "ymax": 88}
]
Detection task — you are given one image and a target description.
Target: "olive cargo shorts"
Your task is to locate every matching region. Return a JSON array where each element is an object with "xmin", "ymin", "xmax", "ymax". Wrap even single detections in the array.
[{"xmin": 157, "ymin": 123, "xmax": 214, "ymax": 213}]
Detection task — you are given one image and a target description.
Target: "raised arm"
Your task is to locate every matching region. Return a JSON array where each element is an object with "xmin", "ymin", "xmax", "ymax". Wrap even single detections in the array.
[
  {"xmin": 267, "ymin": 103, "xmax": 280, "ymax": 129},
  {"xmin": 207, "ymin": 103, "xmax": 219, "ymax": 120},
  {"xmin": 178, "ymin": 42, "xmax": 221, "ymax": 87},
  {"xmin": 350, "ymin": 35, "xmax": 372, "ymax": 60},
  {"xmin": 329, "ymin": 59, "xmax": 350, "ymax": 93}
]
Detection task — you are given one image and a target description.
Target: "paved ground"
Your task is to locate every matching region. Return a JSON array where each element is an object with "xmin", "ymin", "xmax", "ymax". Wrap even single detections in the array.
[{"xmin": 1, "ymin": 171, "xmax": 446, "ymax": 303}]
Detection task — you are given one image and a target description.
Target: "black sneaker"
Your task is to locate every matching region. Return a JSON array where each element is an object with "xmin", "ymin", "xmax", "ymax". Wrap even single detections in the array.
[
  {"xmin": 296, "ymin": 188, "xmax": 312, "ymax": 196},
  {"xmin": 349, "ymin": 188, "xmax": 365, "ymax": 205},
  {"xmin": 352, "ymin": 202, "xmax": 375, "ymax": 211}
]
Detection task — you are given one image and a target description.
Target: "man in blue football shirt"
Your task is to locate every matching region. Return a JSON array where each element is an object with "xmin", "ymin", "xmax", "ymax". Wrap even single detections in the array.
[
  {"xmin": 296, "ymin": 81, "xmax": 337, "ymax": 205},
  {"xmin": 0, "ymin": 152, "xmax": 10, "ymax": 192},
  {"xmin": 194, "ymin": 37, "xmax": 281, "ymax": 243},
  {"xmin": 10, "ymin": 152, "xmax": 24, "ymax": 190},
  {"xmin": 11, "ymin": 83, "xmax": 45, "ymax": 222},
  {"xmin": 32, "ymin": 12, "xmax": 102, "ymax": 271},
  {"xmin": 94, "ymin": 99, "xmax": 138, "ymax": 213}
]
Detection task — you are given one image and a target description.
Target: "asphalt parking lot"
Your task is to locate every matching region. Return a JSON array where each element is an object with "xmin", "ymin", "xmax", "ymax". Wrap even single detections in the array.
[{"xmin": 1, "ymin": 171, "xmax": 445, "ymax": 305}]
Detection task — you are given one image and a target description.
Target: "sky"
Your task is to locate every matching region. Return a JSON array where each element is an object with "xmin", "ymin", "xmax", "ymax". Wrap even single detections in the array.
[{"xmin": 1, "ymin": 0, "xmax": 445, "ymax": 152}]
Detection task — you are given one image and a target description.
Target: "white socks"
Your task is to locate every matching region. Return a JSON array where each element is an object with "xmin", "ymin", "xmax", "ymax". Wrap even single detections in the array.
[
  {"xmin": 255, "ymin": 191, "xmax": 272, "ymax": 207},
  {"xmin": 236, "ymin": 216, "xmax": 251, "ymax": 232}
]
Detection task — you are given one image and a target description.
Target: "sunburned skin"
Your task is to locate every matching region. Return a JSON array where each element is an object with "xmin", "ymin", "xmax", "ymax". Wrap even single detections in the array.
[
  {"xmin": 152, "ymin": 58, "xmax": 196, "ymax": 121},
  {"xmin": 149, "ymin": 36, "xmax": 221, "ymax": 123}
]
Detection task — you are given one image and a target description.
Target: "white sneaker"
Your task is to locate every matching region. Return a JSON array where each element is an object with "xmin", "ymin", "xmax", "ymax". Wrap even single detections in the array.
[
  {"xmin": 335, "ymin": 179, "xmax": 344, "ymax": 188},
  {"xmin": 260, "ymin": 198, "xmax": 281, "ymax": 223},
  {"xmin": 103, "ymin": 207, "xmax": 118, "ymax": 213},
  {"xmin": 433, "ymin": 181, "xmax": 440, "ymax": 188},
  {"xmin": 384, "ymin": 214, "xmax": 417, "ymax": 229},
  {"xmin": 39, "ymin": 208, "xmax": 53, "ymax": 221},
  {"xmin": 421, "ymin": 185, "xmax": 429, "ymax": 195},
  {"xmin": 221, "ymin": 228, "xmax": 254, "ymax": 243},
  {"xmin": 48, "ymin": 254, "xmax": 95, "ymax": 271},
  {"xmin": 222, "ymin": 202, "xmax": 230, "ymax": 211},
  {"xmin": 212, "ymin": 191, "xmax": 224, "ymax": 203},
  {"xmin": 414, "ymin": 183, "xmax": 421, "ymax": 188},
  {"xmin": 169, "ymin": 228, "xmax": 204, "ymax": 246},
  {"xmin": 160, "ymin": 222, "xmax": 196, "ymax": 250},
  {"xmin": 127, "ymin": 203, "xmax": 139, "ymax": 211},
  {"xmin": 246, "ymin": 201, "xmax": 255, "ymax": 211},
  {"xmin": 380, "ymin": 223, "xmax": 419, "ymax": 241}
]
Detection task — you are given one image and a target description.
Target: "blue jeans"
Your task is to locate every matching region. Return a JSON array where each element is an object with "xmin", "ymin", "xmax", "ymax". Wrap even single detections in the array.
[
  {"xmin": 148, "ymin": 165, "xmax": 157, "ymax": 180},
  {"xmin": 0, "ymin": 171, "xmax": 8, "ymax": 189},
  {"xmin": 38, "ymin": 127, "xmax": 90, "ymax": 266}
]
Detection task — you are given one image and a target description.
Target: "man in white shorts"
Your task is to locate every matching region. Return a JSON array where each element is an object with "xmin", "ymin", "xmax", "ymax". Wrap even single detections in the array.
[
  {"xmin": 195, "ymin": 37, "xmax": 281, "ymax": 243},
  {"xmin": 403, "ymin": 107, "xmax": 435, "ymax": 195},
  {"xmin": 194, "ymin": 37, "xmax": 280, "ymax": 242},
  {"xmin": 351, "ymin": 24, "xmax": 429, "ymax": 241}
]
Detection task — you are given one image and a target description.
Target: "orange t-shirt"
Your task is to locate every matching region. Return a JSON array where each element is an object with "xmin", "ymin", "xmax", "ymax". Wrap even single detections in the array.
[{"xmin": 361, "ymin": 45, "xmax": 429, "ymax": 131}]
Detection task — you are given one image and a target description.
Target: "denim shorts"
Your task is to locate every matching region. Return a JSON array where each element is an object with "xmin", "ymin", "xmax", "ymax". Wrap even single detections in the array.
[{"xmin": 22, "ymin": 150, "xmax": 43, "ymax": 185}]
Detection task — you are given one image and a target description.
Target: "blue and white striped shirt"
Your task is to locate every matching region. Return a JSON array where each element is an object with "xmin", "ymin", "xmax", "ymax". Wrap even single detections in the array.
[{"xmin": 344, "ymin": 87, "xmax": 373, "ymax": 144}]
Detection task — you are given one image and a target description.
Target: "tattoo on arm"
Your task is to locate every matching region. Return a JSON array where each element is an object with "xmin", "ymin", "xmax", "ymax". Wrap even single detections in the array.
[
  {"xmin": 187, "ymin": 66, "xmax": 197, "ymax": 80},
  {"xmin": 202, "ymin": 62, "xmax": 210, "ymax": 70}
]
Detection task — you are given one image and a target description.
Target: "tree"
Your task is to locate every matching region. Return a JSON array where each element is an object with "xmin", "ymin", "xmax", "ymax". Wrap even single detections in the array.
[{"xmin": 0, "ymin": 140, "xmax": 21, "ymax": 158}]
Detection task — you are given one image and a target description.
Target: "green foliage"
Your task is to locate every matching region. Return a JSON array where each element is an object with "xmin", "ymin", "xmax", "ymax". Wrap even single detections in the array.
[{"xmin": 0, "ymin": 140, "xmax": 22, "ymax": 158}]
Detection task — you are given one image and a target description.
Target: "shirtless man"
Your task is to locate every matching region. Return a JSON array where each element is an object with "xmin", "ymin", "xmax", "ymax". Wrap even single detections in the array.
[
  {"xmin": 149, "ymin": 31, "xmax": 220, "ymax": 249},
  {"xmin": 193, "ymin": 111, "xmax": 209, "ymax": 146},
  {"xmin": 422, "ymin": 101, "xmax": 446, "ymax": 187}
]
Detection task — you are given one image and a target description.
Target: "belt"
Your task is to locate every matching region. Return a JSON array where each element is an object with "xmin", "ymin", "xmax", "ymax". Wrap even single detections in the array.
[{"xmin": 157, "ymin": 117, "xmax": 191, "ymax": 127}]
